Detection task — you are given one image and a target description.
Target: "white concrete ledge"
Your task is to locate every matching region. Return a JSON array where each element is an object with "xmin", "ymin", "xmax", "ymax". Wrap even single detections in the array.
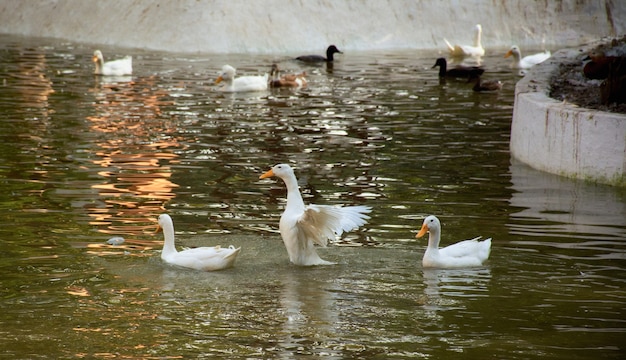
[{"xmin": 510, "ymin": 44, "xmax": 626, "ymax": 187}]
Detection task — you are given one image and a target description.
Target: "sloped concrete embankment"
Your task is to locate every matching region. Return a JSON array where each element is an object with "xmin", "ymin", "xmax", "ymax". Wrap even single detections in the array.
[{"xmin": 510, "ymin": 45, "xmax": 626, "ymax": 187}]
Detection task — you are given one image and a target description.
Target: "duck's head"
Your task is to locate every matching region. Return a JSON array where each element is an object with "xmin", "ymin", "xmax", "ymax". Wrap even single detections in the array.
[
  {"xmin": 259, "ymin": 163, "xmax": 294, "ymax": 180},
  {"xmin": 327, "ymin": 45, "xmax": 342, "ymax": 55},
  {"xmin": 270, "ymin": 64, "xmax": 280, "ymax": 77},
  {"xmin": 416, "ymin": 215, "xmax": 441, "ymax": 238},
  {"xmin": 92, "ymin": 50, "xmax": 103, "ymax": 63},
  {"xmin": 432, "ymin": 58, "xmax": 446, "ymax": 68},
  {"xmin": 216, "ymin": 65, "xmax": 236, "ymax": 84},
  {"xmin": 155, "ymin": 213, "xmax": 173, "ymax": 233},
  {"xmin": 504, "ymin": 46, "xmax": 521, "ymax": 59}
]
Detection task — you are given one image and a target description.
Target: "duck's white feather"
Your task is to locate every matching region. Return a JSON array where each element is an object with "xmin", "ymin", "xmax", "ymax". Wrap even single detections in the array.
[
  {"xmin": 261, "ymin": 164, "xmax": 371, "ymax": 266},
  {"xmin": 157, "ymin": 214, "xmax": 241, "ymax": 271},
  {"xmin": 505, "ymin": 45, "xmax": 551, "ymax": 69},
  {"xmin": 216, "ymin": 64, "xmax": 268, "ymax": 92},
  {"xmin": 417, "ymin": 215, "xmax": 491, "ymax": 269},
  {"xmin": 93, "ymin": 50, "xmax": 132, "ymax": 76},
  {"xmin": 443, "ymin": 24, "xmax": 485, "ymax": 57}
]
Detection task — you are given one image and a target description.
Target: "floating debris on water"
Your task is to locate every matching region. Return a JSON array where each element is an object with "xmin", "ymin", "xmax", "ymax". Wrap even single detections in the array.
[{"xmin": 106, "ymin": 237, "xmax": 125, "ymax": 246}]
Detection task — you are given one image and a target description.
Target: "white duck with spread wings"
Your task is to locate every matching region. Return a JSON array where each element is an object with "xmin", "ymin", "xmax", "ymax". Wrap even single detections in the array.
[{"xmin": 260, "ymin": 164, "xmax": 371, "ymax": 266}]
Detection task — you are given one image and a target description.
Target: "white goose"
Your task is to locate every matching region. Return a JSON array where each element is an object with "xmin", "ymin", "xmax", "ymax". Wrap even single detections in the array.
[
  {"xmin": 444, "ymin": 24, "xmax": 485, "ymax": 57},
  {"xmin": 259, "ymin": 164, "xmax": 371, "ymax": 266},
  {"xmin": 215, "ymin": 64, "xmax": 268, "ymax": 92},
  {"xmin": 504, "ymin": 45, "xmax": 551, "ymax": 69},
  {"xmin": 92, "ymin": 50, "xmax": 133, "ymax": 76},
  {"xmin": 416, "ymin": 215, "xmax": 491, "ymax": 268},
  {"xmin": 156, "ymin": 214, "xmax": 241, "ymax": 271}
]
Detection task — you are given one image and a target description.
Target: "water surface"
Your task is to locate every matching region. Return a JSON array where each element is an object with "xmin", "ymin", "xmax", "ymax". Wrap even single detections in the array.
[{"xmin": 0, "ymin": 35, "xmax": 625, "ymax": 359}]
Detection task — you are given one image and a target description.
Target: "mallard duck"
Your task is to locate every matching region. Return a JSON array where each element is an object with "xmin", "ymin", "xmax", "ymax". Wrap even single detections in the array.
[
  {"xmin": 505, "ymin": 45, "xmax": 551, "ymax": 69},
  {"xmin": 583, "ymin": 49, "xmax": 616, "ymax": 80},
  {"xmin": 432, "ymin": 58, "xmax": 484, "ymax": 79},
  {"xmin": 259, "ymin": 164, "xmax": 371, "ymax": 266},
  {"xmin": 296, "ymin": 45, "xmax": 342, "ymax": 63},
  {"xmin": 443, "ymin": 24, "xmax": 485, "ymax": 57},
  {"xmin": 215, "ymin": 65, "xmax": 268, "ymax": 92},
  {"xmin": 416, "ymin": 215, "xmax": 491, "ymax": 268},
  {"xmin": 468, "ymin": 75, "xmax": 503, "ymax": 92},
  {"xmin": 269, "ymin": 64, "xmax": 308, "ymax": 88},
  {"xmin": 156, "ymin": 214, "xmax": 241, "ymax": 271},
  {"xmin": 92, "ymin": 50, "xmax": 132, "ymax": 76}
]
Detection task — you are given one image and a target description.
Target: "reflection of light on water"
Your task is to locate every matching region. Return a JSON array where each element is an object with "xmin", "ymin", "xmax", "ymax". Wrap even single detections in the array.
[
  {"xmin": 86, "ymin": 76, "xmax": 181, "ymax": 238},
  {"xmin": 277, "ymin": 271, "xmax": 340, "ymax": 358},
  {"xmin": 422, "ymin": 267, "xmax": 492, "ymax": 311},
  {"xmin": 508, "ymin": 160, "xmax": 626, "ymax": 241}
]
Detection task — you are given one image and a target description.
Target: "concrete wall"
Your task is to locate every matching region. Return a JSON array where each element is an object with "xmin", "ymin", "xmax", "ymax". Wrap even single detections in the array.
[
  {"xmin": 510, "ymin": 46, "xmax": 626, "ymax": 186},
  {"xmin": 0, "ymin": 0, "xmax": 624, "ymax": 53}
]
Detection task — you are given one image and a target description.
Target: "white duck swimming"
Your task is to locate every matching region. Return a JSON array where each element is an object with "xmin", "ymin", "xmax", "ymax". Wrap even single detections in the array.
[
  {"xmin": 259, "ymin": 164, "xmax": 371, "ymax": 266},
  {"xmin": 215, "ymin": 64, "xmax": 268, "ymax": 92},
  {"xmin": 416, "ymin": 215, "xmax": 491, "ymax": 268},
  {"xmin": 92, "ymin": 50, "xmax": 133, "ymax": 76},
  {"xmin": 156, "ymin": 214, "xmax": 241, "ymax": 271},
  {"xmin": 444, "ymin": 24, "xmax": 485, "ymax": 57},
  {"xmin": 504, "ymin": 45, "xmax": 551, "ymax": 69}
]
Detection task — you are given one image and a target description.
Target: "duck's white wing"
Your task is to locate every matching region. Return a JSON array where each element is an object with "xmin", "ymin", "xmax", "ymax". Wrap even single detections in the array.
[
  {"xmin": 232, "ymin": 74, "xmax": 269, "ymax": 92},
  {"xmin": 522, "ymin": 51, "xmax": 551, "ymax": 67},
  {"xmin": 444, "ymin": 40, "xmax": 484, "ymax": 57},
  {"xmin": 164, "ymin": 246, "xmax": 241, "ymax": 271},
  {"xmin": 297, "ymin": 204, "xmax": 371, "ymax": 247},
  {"xmin": 103, "ymin": 56, "xmax": 132, "ymax": 76},
  {"xmin": 439, "ymin": 237, "xmax": 492, "ymax": 259}
]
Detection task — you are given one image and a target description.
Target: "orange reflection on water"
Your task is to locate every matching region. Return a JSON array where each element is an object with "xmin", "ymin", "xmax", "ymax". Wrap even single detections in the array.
[{"xmin": 86, "ymin": 76, "xmax": 182, "ymax": 238}]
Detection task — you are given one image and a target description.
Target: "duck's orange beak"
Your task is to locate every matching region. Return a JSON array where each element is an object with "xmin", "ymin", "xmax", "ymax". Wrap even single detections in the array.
[
  {"xmin": 416, "ymin": 223, "xmax": 429, "ymax": 238},
  {"xmin": 215, "ymin": 76, "xmax": 223, "ymax": 84},
  {"xmin": 154, "ymin": 224, "xmax": 162, "ymax": 234},
  {"xmin": 504, "ymin": 50, "xmax": 513, "ymax": 58},
  {"xmin": 92, "ymin": 55, "xmax": 98, "ymax": 62},
  {"xmin": 259, "ymin": 169, "xmax": 274, "ymax": 179}
]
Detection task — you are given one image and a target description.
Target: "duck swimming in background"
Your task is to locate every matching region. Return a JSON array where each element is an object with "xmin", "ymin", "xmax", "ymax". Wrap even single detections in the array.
[
  {"xmin": 468, "ymin": 74, "xmax": 503, "ymax": 92},
  {"xmin": 444, "ymin": 24, "xmax": 485, "ymax": 57},
  {"xmin": 504, "ymin": 45, "xmax": 551, "ymax": 69},
  {"xmin": 416, "ymin": 215, "xmax": 491, "ymax": 268},
  {"xmin": 92, "ymin": 50, "xmax": 132, "ymax": 76},
  {"xmin": 296, "ymin": 45, "xmax": 343, "ymax": 63},
  {"xmin": 268, "ymin": 64, "xmax": 308, "ymax": 88},
  {"xmin": 215, "ymin": 64, "xmax": 268, "ymax": 92},
  {"xmin": 259, "ymin": 164, "xmax": 371, "ymax": 266},
  {"xmin": 156, "ymin": 214, "xmax": 241, "ymax": 271},
  {"xmin": 432, "ymin": 58, "xmax": 484, "ymax": 79}
]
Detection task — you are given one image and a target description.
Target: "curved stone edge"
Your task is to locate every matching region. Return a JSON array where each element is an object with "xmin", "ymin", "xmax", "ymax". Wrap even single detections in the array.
[{"xmin": 510, "ymin": 41, "xmax": 626, "ymax": 187}]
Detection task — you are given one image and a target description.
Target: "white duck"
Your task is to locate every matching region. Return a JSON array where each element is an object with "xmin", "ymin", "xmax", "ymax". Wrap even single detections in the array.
[
  {"xmin": 156, "ymin": 214, "xmax": 241, "ymax": 271},
  {"xmin": 444, "ymin": 24, "xmax": 485, "ymax": 57},
  {"xmin": 416, "ymin": 215, "xmax": 491, "ymax": 268},
  {"xmin": 504, "ymin": 45, "xmax": 551, "ymax": 69},
  {"xmin": 92, "ymin": 50, "xmax": 133, "ymax": 76},
  {"xmin": 215, "ymin": 64, "xmax": 268, "ymax": 92},
  {"xmin": 259, "ymin": 164, "xmax": 371, "ymax": 266}
]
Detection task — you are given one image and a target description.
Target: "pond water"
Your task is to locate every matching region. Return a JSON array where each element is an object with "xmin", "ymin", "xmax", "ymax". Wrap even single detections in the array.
[{"xmin": 0, "ymin": 35, "xmax": 625, "ymax": 359}]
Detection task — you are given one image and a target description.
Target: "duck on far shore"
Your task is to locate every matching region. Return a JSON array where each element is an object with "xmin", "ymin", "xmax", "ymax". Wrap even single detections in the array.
[
  {"xmin": 505, "ymin": 45, "xmax": 551, "ymax": 69},
  {"xmin": 443, "ymin": 24, "xmax": 485, "ymax": 58}
]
